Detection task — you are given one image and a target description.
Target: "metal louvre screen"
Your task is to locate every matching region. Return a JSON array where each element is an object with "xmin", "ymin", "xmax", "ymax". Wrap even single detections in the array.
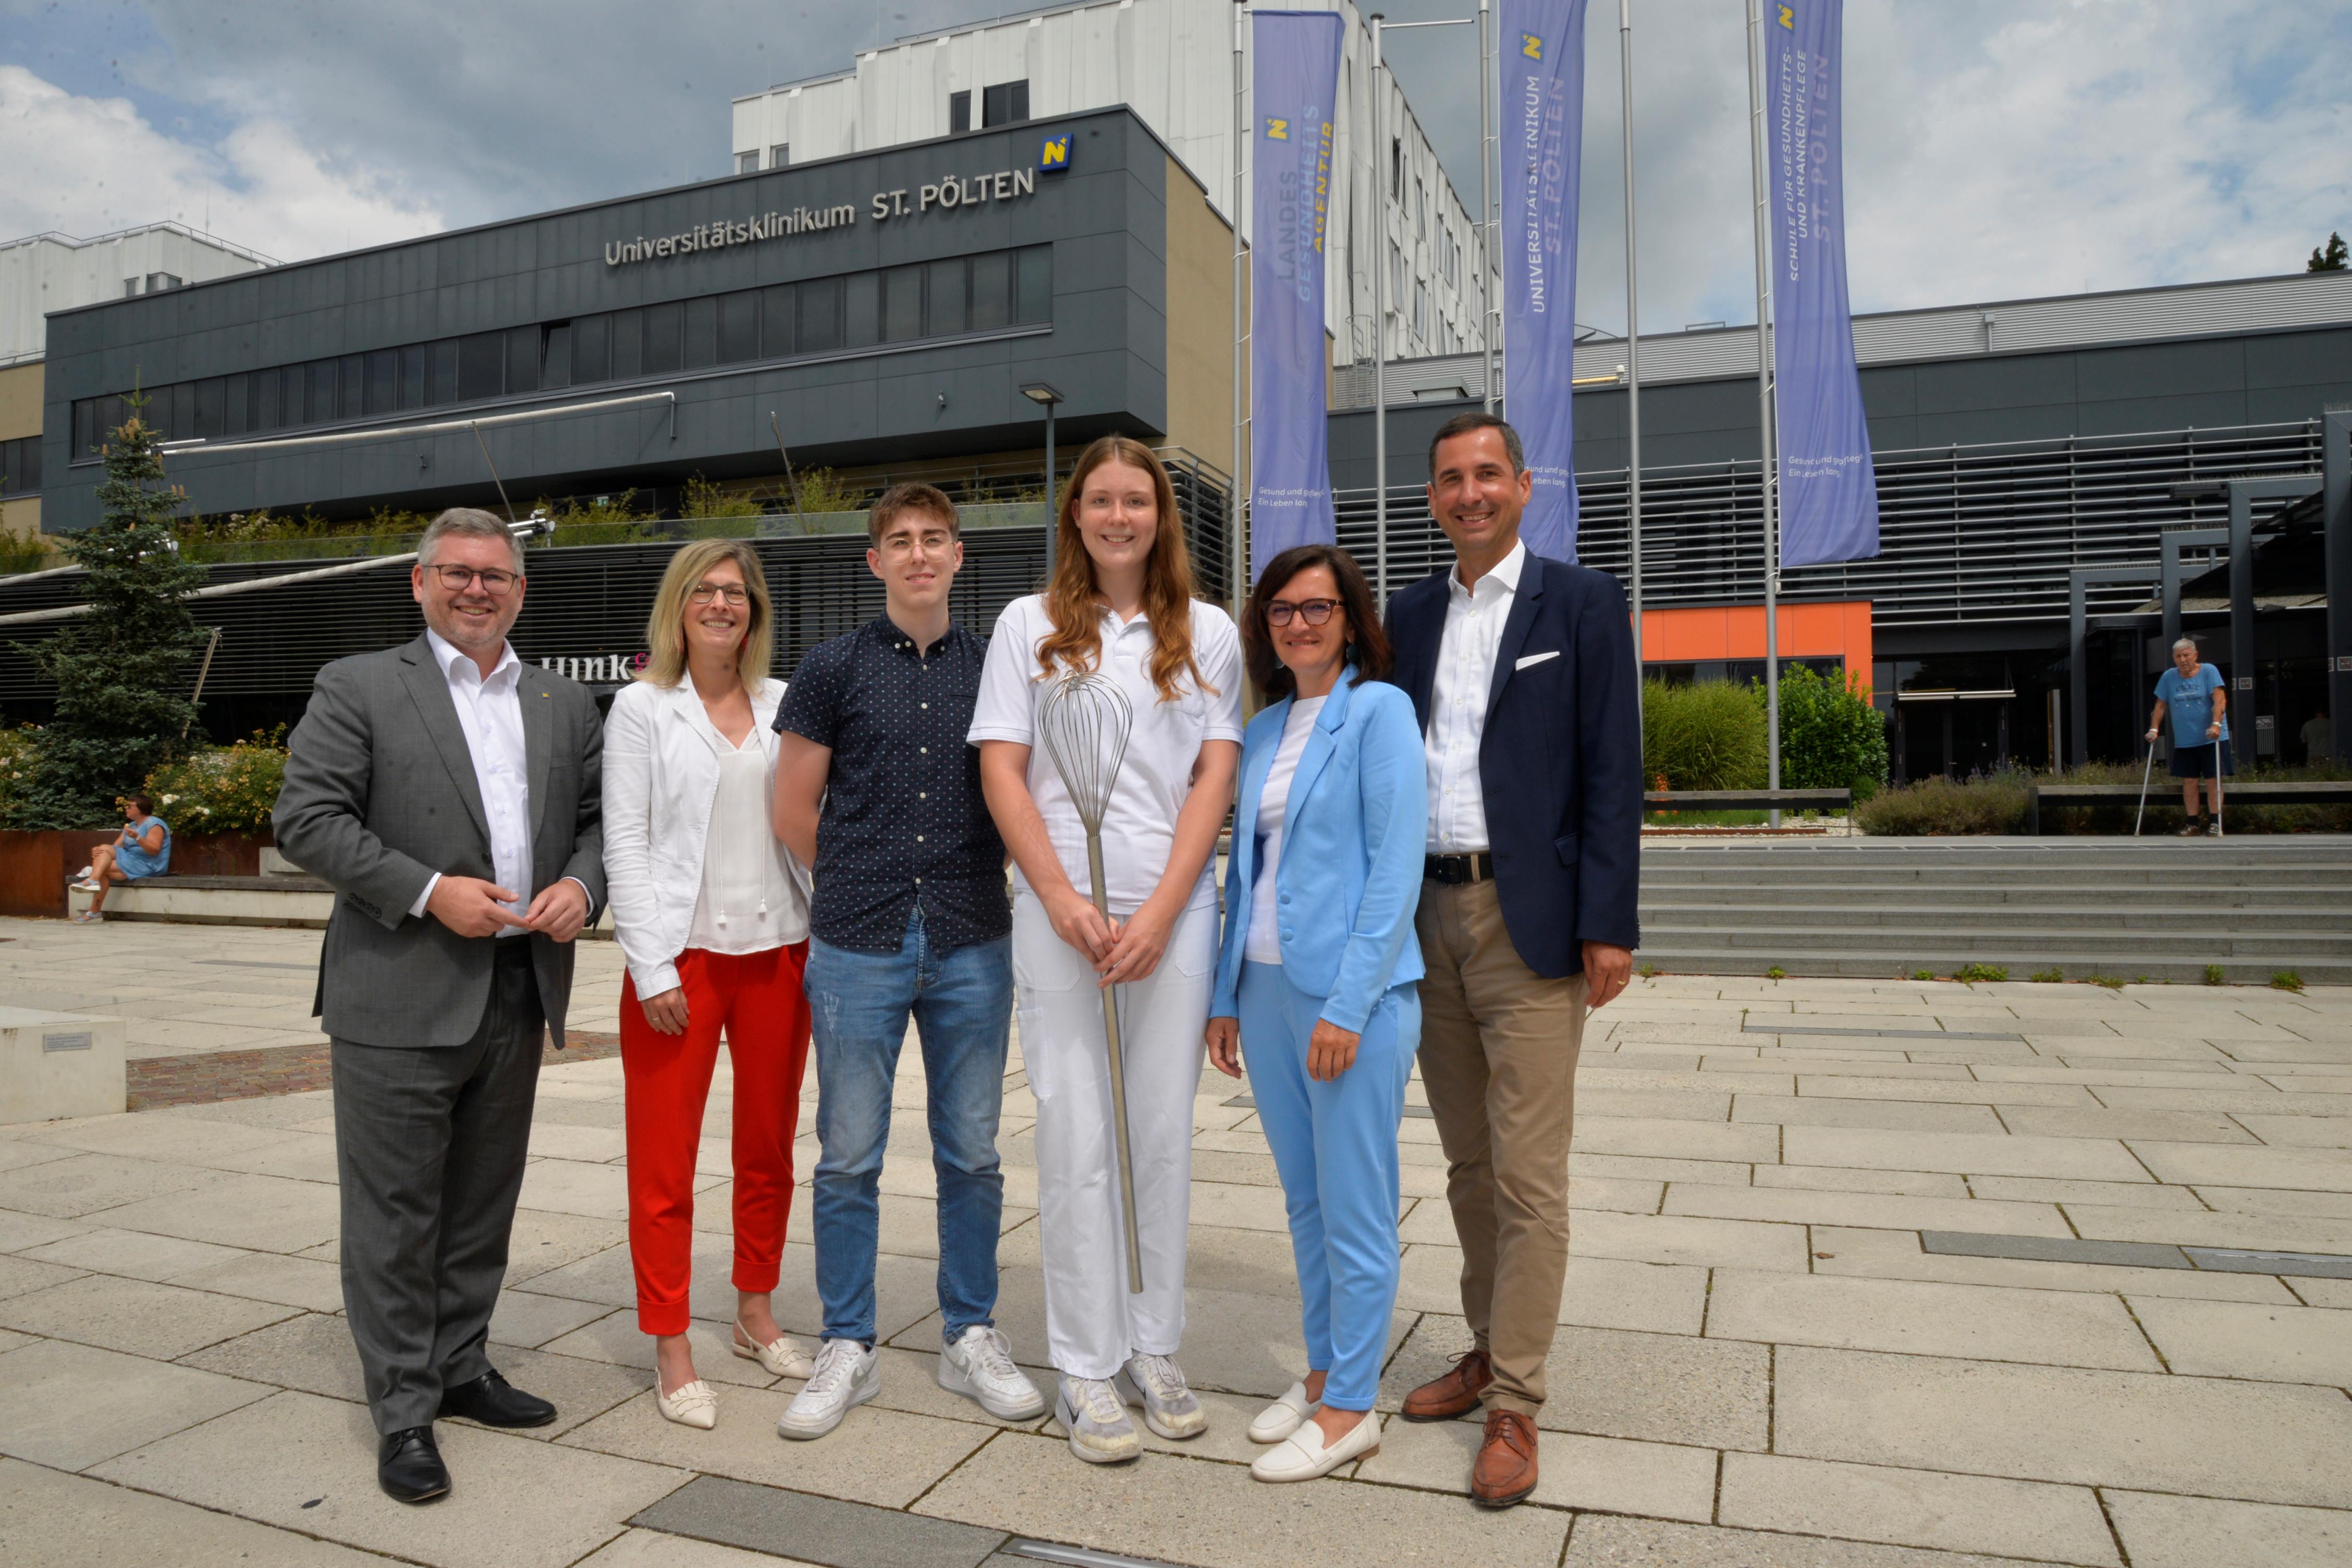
[{"xmin": 1340, "ymin": 419, "xmax": 2321, "ymax": 623}]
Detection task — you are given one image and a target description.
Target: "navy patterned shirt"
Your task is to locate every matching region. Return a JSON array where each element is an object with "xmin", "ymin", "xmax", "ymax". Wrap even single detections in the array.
[{"xmin": 774, "ymin": 617, "xmax": 1010, "ymax": 953}]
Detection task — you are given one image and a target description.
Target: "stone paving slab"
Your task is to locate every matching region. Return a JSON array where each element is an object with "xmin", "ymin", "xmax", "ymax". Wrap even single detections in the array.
[
  {"xmin": 0, "ymin": 1337, "xmax": 272, "ymax": 1472},
  {"xmin": 1714, "ymin": 1452, "xmax": 2121, "ymax": 1565},
  {"xmin": 1559, "ymin": 1514, "xmax": 2030, "ymax": 1568},
  {"xmin": 0, "ymin": 1454, "xmax": 392, "ymax": 1567},
  {"xmin": 2102, "ymin": 1490, "xmax": 2352, "ymax": 1568}
]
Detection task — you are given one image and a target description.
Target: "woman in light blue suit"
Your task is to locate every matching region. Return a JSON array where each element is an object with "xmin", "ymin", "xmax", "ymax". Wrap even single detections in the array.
[{"xmin": 1205, "ymin": 543, "xmax": 1427, "ymax": 1484}]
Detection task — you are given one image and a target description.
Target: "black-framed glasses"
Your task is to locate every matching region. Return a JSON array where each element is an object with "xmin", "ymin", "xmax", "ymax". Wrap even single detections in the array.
[
  {"xmin": 427, "ymin": 564, "xmax": 520, "ymax": 595},
  {"xmin": 1265, "ymin": 597, "xmax": 1341, "ymax": 627},
  {"xmin": 688, "ymin": 583, "xmax": 750, "ymax": 606}
]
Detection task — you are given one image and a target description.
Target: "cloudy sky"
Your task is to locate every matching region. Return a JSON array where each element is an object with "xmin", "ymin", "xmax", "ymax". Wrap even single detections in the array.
[{"xmin": 3, "ymin": 0, "xmax": 2346, "ymax": 336}]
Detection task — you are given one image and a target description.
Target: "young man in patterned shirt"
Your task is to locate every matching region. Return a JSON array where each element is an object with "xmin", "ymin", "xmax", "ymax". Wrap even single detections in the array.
[{"xmin": 769, "ymin": 483, "xmax": 1039, "ymax": 1436}]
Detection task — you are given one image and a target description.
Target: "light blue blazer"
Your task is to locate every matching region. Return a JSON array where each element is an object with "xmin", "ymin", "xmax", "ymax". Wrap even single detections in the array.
[{"xmin": 1211, "ymin": 671, "xmax": 1428, "ymax": 1034}]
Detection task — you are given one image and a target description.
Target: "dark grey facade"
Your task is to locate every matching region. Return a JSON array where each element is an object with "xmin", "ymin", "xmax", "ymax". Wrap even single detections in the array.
[{"xmin": 40, "ymin": 109, "xmax": 1180, "ymax": 532}]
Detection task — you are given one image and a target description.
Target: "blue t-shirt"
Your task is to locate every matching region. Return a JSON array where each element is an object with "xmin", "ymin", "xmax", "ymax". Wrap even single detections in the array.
[{"xmin": 2157, "ymin": 664, "xmax": 2228, "ymax": 748}]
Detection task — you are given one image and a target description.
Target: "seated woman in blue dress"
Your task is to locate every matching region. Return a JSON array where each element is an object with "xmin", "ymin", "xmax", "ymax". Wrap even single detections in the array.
[
  {"xmin": 79, "ymin": 793, "xmax": 171, "ymax": 922},
  {"xmin": 1205, "ymin": 542, "xmax": 1427, "ymax": 1483}
]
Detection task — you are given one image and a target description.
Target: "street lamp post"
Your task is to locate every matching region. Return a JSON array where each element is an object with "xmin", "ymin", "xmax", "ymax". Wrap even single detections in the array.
[{"xmin": 1020, "ymin": 381, "xmax": 1065, "ymax": 578}]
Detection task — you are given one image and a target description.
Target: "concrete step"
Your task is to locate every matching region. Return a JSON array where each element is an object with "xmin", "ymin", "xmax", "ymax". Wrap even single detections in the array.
[
  {"xmin": 1636, "ymin": 881, "xmax": 2352, "ymax": 908},
  {"xmin": 68, "ymin": 876, "xmax": 617, "ymax": 938},
  {"xmin": 1643, "ymin": 861, "xmax": 2352, "ymax": 886},
  {"xmin": 1637, "ymin": 901, "xmax": 2352, "ymax": 932},
  {"xmin": 1638, "ymin": 921, "xmax": 2350, "ymax": 962},
  {"xmin": 1632, "ymin": 947, "xmax": 2352, "ymax": 986}
]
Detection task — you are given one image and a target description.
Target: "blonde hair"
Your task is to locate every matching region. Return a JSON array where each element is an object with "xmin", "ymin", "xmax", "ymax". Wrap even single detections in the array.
[
  {"xmin": 639, "ymin": 539, "xmax": 773, "ymax": 690},
  {"xmin": 1033, "ymin": 436, "xmax": 1213, "ymax": 705}
]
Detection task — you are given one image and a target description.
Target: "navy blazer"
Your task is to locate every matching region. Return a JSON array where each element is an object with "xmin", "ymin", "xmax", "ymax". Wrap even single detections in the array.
[{"xmin": 1385, "ymin": 549, "xmax": 1642, "ymax": 978}]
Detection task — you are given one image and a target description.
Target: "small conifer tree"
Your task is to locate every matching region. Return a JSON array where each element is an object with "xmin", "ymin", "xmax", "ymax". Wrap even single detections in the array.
[
  {"xmin": 9, "ymin": 402, "xmax": 207, "ymax": 827},
  {"xmin": 2309, "ymin": 232, "xmax": 2349, "ymax": 272}
]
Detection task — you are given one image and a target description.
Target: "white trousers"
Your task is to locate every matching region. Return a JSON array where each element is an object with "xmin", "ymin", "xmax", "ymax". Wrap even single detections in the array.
[{"xmin": 1013, "ymin": 890, "xmax": 1215, "ymax": 1381}]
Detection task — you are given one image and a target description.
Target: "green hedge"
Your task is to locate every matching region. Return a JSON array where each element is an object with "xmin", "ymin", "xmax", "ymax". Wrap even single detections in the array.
[
  {"xmin": 1776, "ymin": 665, "xmax": 1888, "ymax": 801},
  {"xmin": 1643, "ymin": 678, "xmax": 1767, "ymax": 791},
  {"xmin": 1855, "ymin": 760, "xmax": 2352, "ymax": 836}
]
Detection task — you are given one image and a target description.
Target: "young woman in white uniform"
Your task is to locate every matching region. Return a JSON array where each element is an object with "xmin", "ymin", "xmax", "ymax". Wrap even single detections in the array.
[{"xmin": 971, "ymin": 436, "xmax": 1243, "ymax": 1464}]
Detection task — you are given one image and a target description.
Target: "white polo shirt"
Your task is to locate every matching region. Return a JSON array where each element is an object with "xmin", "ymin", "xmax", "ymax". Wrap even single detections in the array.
[{"xmin": 969, "ymin": 594, "xmax": 1244, "ymax": 915}]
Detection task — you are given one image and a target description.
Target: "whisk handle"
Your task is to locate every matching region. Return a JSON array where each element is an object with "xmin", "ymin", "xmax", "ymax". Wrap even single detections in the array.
[{"xmin": 1085, "ymin": 831, "xmax": 1146, "ymax": 1294}]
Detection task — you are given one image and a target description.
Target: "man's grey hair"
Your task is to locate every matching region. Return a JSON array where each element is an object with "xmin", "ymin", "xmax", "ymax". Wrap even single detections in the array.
[
  {"xmin": 419, "ymin": 508, "xmax": 525, "ymax": 573},
  {"xmin": 2172, "ymin": 636, "xmax": 2199, "ymax": 656}
]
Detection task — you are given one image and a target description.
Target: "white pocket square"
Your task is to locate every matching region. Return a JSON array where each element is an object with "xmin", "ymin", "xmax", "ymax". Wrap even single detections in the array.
[{"xmin": 1514, "ymin": 650, "xmax": 1560, "ymax": 671}]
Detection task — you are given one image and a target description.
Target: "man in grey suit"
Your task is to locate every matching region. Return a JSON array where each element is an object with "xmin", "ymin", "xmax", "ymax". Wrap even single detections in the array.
[{"xmin": 275, "ymin": 508, "xmax": 605, "ymax": 1503}]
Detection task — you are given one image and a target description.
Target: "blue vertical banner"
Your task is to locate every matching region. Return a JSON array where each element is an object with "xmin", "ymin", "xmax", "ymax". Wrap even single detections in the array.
[
  {"xmin": 1766, "ymin": 0, "xmax": 1879, "ymax": 567},
  {"xmin": 1499, "ymin": 0, "xmax": 1589, "ymax": 562},
  {"xmin": 1249, "ymin": 9, "xmax": 1344, "ymax": 584}
]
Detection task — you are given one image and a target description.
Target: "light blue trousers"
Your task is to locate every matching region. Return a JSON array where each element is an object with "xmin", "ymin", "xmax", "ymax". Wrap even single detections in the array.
[{"xmin": 1238, "ymin": 961, "xmax": 1418, "ymax": 1411}]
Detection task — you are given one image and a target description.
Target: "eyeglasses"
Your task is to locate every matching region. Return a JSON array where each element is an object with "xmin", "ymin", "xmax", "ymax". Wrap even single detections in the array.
[
  {"xmin": 688, "ymin": 584, "xmax": 751, "ymax": 606},
  {"xmin": 427, "ymin": 564, "xmax": 520, "ymax": 595},
  {"xmin": 1265, "ymin": 598, "xmax": 1341, "ymax": 627}
]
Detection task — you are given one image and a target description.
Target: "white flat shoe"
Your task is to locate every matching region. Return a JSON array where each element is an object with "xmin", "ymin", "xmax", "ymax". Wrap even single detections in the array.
[
  {"xmin": 733, "ymin": 1321, "xmax": 816, "ymax": 1378},
  {"xmin": 1248, "ymin": 1380, "xmax": 1320, "ymax": 1444},
  {"xmin": 1250, "ymin": 1409, "xmax": 1380, "ymax": 1483},
  {"xmin": 656, "ymin": 1377, "xmax": 718, "ymax": 1429}
]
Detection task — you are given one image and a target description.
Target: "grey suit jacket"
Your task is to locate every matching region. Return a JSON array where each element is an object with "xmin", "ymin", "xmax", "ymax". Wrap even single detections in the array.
[{"xmin": 274, "ymin": 633, "xmax": 607, "ymax": 1049}]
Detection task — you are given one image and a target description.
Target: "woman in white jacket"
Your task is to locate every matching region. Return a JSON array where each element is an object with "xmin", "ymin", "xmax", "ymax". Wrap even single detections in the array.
[{"xmin": 603, "ymin": 539, "xmax": 813, "ymax": 1429}]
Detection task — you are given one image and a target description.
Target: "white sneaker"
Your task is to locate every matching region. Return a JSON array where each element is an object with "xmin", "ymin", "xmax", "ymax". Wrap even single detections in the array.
[
  {"xmin": 1250, "ymin": 1409, "xmax": 1381, "ymax": 1483},
  {"xmin": 1248, "ymin": 1380, "xmax": 1320, "ymax": 1444},
  {"xmin": 1116, "ymin": 1352, "xmax": 1206, "ymax": 1440},
  {"xmin": 1055, "ymin": 1375, "xmax": 1141, "ymax": 1464},
  {"xmin": 937, "ymin": 1325, "xmax": 1045, "ymax": 1420},
  {"xmin": 774, "ymin": 1339, "xmax": 877, "ymax": 1440}
]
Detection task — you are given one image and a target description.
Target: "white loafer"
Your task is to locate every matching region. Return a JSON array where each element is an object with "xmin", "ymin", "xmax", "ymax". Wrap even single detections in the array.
[
  {"xmin": 1248, "ymin": 1381, "xmax": 1320, "ymax": 1444},
  {"xmin": 1250, "ymin": 1409, "xmax": 1380, "ymax": 1483},
  {"xmin": 656, "ymin": 1378, "xmax": 719, "ymax": 1429},
  {"xmin": 733, "ymin": 1321, "xmax": 816, "ymax": 1378}
]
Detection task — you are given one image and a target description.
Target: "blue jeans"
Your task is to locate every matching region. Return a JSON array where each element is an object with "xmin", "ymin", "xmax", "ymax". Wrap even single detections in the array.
[{"xmin": 804, "ymin": 906, "xmax": 1013, "ymax": 1347}]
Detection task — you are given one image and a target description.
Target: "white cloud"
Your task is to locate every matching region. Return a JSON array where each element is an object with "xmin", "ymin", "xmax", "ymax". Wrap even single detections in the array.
[{"xmin": 0, "ymin": 64, "xmax": 444, "ymax": 259}]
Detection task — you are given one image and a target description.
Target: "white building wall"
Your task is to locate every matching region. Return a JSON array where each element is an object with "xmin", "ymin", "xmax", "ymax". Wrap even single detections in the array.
[
  {"xmin": 730, "ymin": 0, "xmax": 1494, "ymax": 370},
  {"xmin": 0, "ymin": 224, "xmax": 271, "ymax": 365}
]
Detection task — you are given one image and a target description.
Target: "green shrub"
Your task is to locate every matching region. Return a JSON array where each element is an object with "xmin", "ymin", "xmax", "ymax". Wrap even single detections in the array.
[
  {"xmin": 2202, "ymin": 964, "xmax": 2226, "ymax": 986},
  {"xmin": 144, "ymin": 730, "xmax": 288, "ymax": 835},
  {"xmin": 2090, "ymin": 974, "xmax": 2126, "ymax": 990},
  {"xmin": 1765, "ymin": 966, "xmax": 1786, "ymax": 980},
  {"xmin": 1854, "ymin": 771, "xmax": 2031, "ymax": 836},
  {"xmin": 2030, "ymin": 967, "xmax": 2063, "ymax": 983},
  {"xmin": 1912, "ymin": 968, "xmax": 1937, "ymax": 981},
  {"xmin": 1956, "ymin": 963, "xmax": 2008, "ymax": 984},
  {"xmin": 1643, "ymin": 678, "xmax": 1767, "ymax": 792},
  {"xmin": 1775, "ymin": 665, "xmax": 1889, "ymax": 803},
  {"xmin": 2271, "ymin": 970, "xmax": 2305, "ymax": 993}
]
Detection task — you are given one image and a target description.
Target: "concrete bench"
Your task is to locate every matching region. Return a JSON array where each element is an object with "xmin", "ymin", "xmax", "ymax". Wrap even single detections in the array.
[
  {"xmin": 2026, "ymin": 781, "xmax": 2352, "ymax": 835},
  {"xmin": 68, "ymin": 872, "xmax": 618, "ymax": 937},
  {"xmin": 0, "ymin": 1006, "xmax": 126, "ymax": 1125}
]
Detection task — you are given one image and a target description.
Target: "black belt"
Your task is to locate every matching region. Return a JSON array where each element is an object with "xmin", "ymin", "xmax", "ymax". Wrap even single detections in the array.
[{"xmin": 1424, "ymin": 852, "xmax": 1496, "ymax": 885}]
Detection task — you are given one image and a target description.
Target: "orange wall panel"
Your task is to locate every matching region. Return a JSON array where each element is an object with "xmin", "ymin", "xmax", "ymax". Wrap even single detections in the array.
[{"xmin": 1637, "ymin": 602, "xmax": 1871, "ymax": 685}]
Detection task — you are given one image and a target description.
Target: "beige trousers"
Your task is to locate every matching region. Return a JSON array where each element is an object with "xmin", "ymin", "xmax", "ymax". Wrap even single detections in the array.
[{"xmin": 1413, "ymin": 876, "xmax": 1586, "ymax": 1416}]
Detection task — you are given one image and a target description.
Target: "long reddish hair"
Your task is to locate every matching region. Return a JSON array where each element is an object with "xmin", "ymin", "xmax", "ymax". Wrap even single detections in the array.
[{"xmin": 1033, "ymin": 437, "xmax": 1214, "ymax": 704}]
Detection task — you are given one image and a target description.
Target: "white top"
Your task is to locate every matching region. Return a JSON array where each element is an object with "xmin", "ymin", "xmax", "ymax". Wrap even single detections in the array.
[
  {"xmin": 969, "ymin": 593, "xmax": 1245, "ymax": 915},
  {"xmin": 411, "ymin": 629, "xmax": 533, "ymax": 936},
  {"xmin": 1246, "ymin": 695, "xmax": 1327, "ymax": 966},
  {"xmin": 685, "ymin": 726, "xmax": 801, "ymax": 953},
  {"xmin": 601, "ymin": 677, "xmax": 811, "ymax": 998},
  {"xmin": 1425, "ymin": 540, "xmax": 1526, "ymax": 852}
]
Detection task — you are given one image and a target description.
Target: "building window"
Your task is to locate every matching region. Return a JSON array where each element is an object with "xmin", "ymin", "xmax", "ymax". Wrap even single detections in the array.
[
  {"xmin": 881, "ymin": 263, "xmax": 924, "ymax": 342},
  {"xmin": 0, "ymin": 435, "xmax": 41, "ymax": 497},
  {"xmin": 1389, "ymin": 243, "xmax": 1404, "ymax": 305},
  {"xmin": 737, "ymin": 151, "xmax": 760, "ymax": 175},
  {"xmin": 970, "ymin": 251, "xmax": 1011, "ymax": 330},
  {"xmin": 542, "ymin": 323, "xmax": 572, "ymax": 389},
  {"xmin": 458, "ymin": 333, "xmax": 504, "ymax": 402},
  {"xmin": 1414, "ymin": 280, "xmax": 1428, "ymax": 342},
  {"xmin": 683, "ymin": 296, "xmax": 719, "ymax": 370},
  {"xmin": 983, "ymin": 80, "xmax": 1028, "ymax": 127},
  {"xmin": 1390, "ymin": 140, "xmax": 1402, "ymax": 201},
  {"xmin": 146, "ymin": 273, "xmax": 182, "ymax": 293},
  {"xmin": 718, "ymin": 290, "xmax": 761, "ymax": 363},
  {"xmin": 768, "ymin": 143, "xmax": 789, "ymax": 169},
  {"xmin": 572, "ymin": 315, "xmax": 610, "ymax": 385},
  {"xmin": 949, "ymin": 90, "xmax": 972, "ymax": 133},
  {"xmin": 1415, "ymin": 180, "xmax": 1426, "ymax": 241}
]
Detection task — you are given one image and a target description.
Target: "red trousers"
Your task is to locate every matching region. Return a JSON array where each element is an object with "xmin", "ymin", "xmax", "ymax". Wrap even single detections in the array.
[{"xmin": 620, "ymin": 944, "xmax": 811, "ymax": 1336}]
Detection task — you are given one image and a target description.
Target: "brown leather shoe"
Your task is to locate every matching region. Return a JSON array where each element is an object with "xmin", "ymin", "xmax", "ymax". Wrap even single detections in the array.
[
  {"xmin": 1400, "ymin": 1350, "xmax": 1492, "ymax": 1423},
  {"xmin": 1472, "ymin": 1410, "xmax": 1539, "ymax": 1508}
]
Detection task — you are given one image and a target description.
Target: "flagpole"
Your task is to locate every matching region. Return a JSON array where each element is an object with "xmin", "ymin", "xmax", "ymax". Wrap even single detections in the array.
[
  {"xmin": 1745, "ymin": 0, "xmax": 1781, "ymax": 825},
  {"xmin": 1371, "ymin": 12, "xmax": 1388, "ymax": 609},
  {"xmin": 1478, "ymin": 0, "xmax": 1496, "ymax": 412},
  {"xmin": 1619, "ymin": 0, "xmax": 1643, "ymax": 718},
  {"xmin": 1232, "ymin": 1, "xmax": 1249, "ymax": 616}
]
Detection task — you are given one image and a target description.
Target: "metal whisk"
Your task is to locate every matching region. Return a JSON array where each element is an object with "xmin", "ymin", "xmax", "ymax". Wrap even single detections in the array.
[{"xmin": 1036, "ymin": 670, "xmax": 1143, "ymax": 1293}]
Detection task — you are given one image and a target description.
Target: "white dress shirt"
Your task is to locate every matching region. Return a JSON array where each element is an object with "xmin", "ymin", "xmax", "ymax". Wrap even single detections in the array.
[
  {"xmin": 1246, "ymin": 694, "xmax": 1327, "ymax": 965},
  {"xmin": 968, "ymin": 594, "xmax": 1246, "ymax": 915},
  {"xmin": 1425, "ymin": 539, "xmax": 1526, "ymax": 853},
  {"xmin": 409, "ymin": 629, "xmax": 538, "ymax": 935}
]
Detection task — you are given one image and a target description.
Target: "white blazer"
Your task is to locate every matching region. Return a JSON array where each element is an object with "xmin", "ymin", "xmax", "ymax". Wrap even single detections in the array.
[{"xmin": 601, "ymin": 677, "xmax": 811, "ymax": 998}]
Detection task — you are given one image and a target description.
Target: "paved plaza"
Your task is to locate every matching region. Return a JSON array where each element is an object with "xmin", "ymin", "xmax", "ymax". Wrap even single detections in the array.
[{"xmin": 0, "ymin": 916, "xmax": 2348, "ymax": 1567}]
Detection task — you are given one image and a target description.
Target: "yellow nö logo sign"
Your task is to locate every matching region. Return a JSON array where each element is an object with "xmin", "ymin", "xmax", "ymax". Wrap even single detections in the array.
[
  {"xmin": 1264, "ymin": 117, "xmax": 1290, "ymax": 141},
  {"xmin": 1038, "ymin": 133, "xmax": 1070, "ymax": 170},
  {"xmin": 1778, "ymin": 5, "xmax": 1794, "ymax": 27},
  {"xmin": 1521, "ymin": 32, "xmax": 1542, "ymax": 59}
]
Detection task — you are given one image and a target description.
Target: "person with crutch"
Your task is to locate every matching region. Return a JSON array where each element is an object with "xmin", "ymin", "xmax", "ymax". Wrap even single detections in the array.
[
  {"xmin": 972, "ymin": 436, "xmax": 1242, "ymax": 1464},
  {"xmin": 2148, "ymin": 636, "xmax": 2231, "ymax": 838}
]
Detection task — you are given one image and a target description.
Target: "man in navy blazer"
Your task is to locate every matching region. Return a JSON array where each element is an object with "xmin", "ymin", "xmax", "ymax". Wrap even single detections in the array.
[{"xmin": 1383, "ymin": 411, "xmax": 1642, "ymax": 1508}]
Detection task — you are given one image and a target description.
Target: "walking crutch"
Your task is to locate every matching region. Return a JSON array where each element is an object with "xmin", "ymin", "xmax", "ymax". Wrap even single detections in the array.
[
  {"xmin": 2133, "ymin": 734, "xmax": 2156, "ymax": 836},
  {"xmin": 1036, "ymin": 672, "xmax": 1144, "ymax": 1293}
]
